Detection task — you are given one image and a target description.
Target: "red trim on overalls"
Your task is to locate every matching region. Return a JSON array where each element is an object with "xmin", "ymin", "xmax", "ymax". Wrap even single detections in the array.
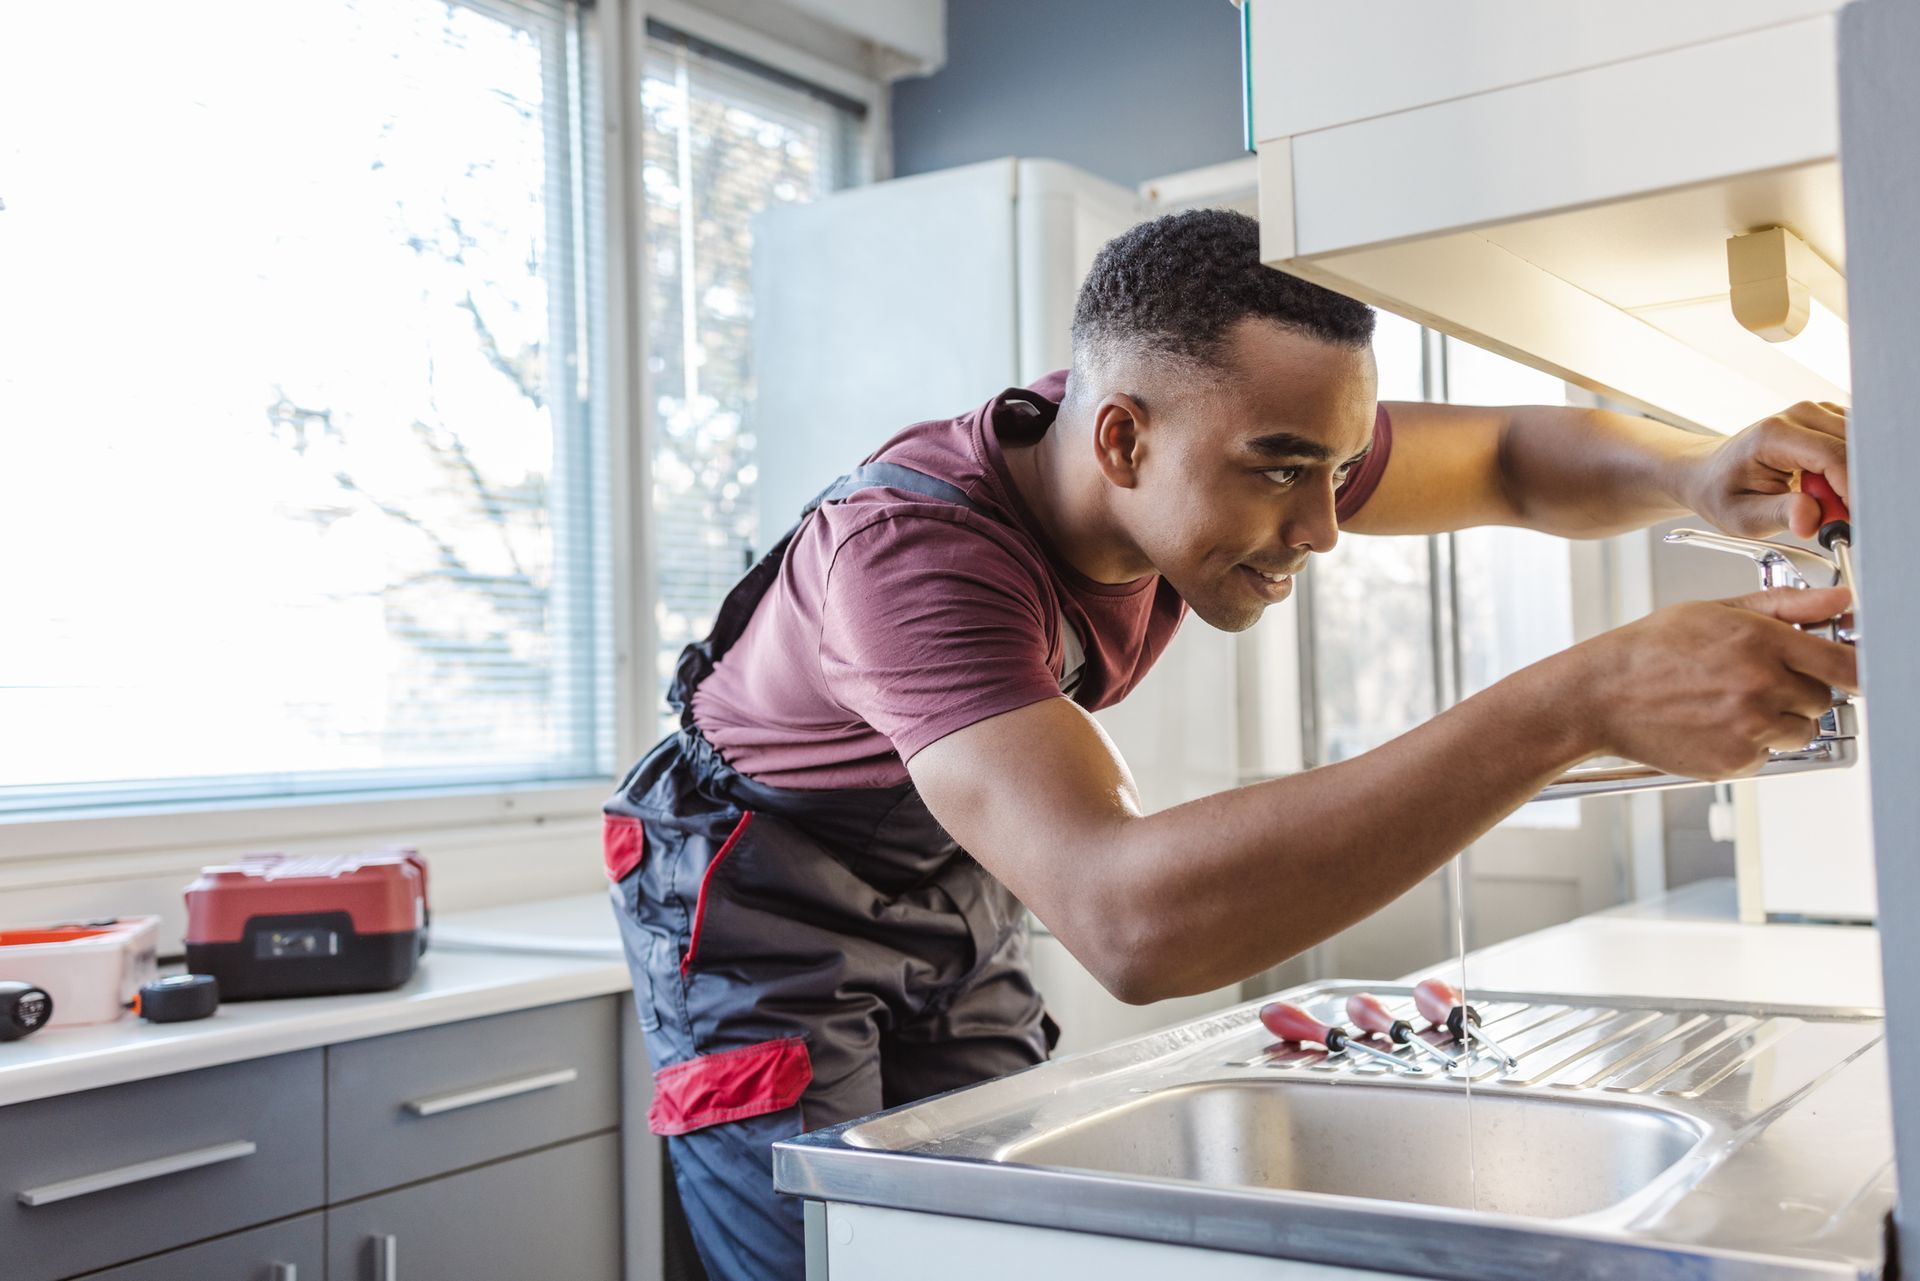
[
  {"xmin": 602, "ymin": 815, "xmax": 645, "ymax": 881},
  {"xmin": 648, "ymin": 1035, "xmax": 812, "ymax": 1136},
  {"xmin": 680, "ymin": 811, "xmax": 755, "ymax": 976}
]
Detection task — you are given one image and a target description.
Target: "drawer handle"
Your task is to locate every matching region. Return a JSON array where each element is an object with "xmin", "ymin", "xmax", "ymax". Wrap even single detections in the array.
[
  {"xmin": 371, "ymin": 1233, "xmax": 398, "ymax": 1281},
  {"xmin": 403, "ymin": 1067, "xmax": 579, "ymax": 1117},
  {"xmin": 16, "ymin": 1139, "xmax": 258, "ymax": 1207}
]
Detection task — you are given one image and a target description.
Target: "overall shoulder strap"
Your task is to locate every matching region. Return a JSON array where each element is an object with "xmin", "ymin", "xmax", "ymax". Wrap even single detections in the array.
[
  {"xmin": 666, "ymin": 462, "xmax": 985, "ymax": 722},
  {"xmin": 809, "ymin": 461, "xmax": 976, "ymax": 513}
]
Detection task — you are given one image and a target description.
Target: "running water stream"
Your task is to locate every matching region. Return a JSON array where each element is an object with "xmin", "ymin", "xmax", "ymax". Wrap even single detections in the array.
[{"xmin": 1452, "ymin": 858, "xmax": 1478, "ymax": 1211}]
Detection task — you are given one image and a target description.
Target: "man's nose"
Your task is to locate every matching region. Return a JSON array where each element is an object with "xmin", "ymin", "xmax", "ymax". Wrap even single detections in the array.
[{"xmin": 1282, "ymin": 479, "xmax": 1341, "ymax": 554}]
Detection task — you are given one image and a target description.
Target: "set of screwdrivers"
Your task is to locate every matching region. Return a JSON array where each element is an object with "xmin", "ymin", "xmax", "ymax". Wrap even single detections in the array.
[{"xmin": 1256, "ymin": 979, "xmax": 1520, "ymax": 1074}]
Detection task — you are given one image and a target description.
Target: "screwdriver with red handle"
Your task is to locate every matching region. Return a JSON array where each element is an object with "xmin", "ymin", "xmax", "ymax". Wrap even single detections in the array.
[
  {"xmin": 1413, "ymin": 977, "xmax": 1519, "ymax": 1069},
  {"xmin": 1346, "ymin": 992, "xmax": 1461, "ymax": 1069},
  {"xmin": 1259, "ymin": 1001, "xmax": 1425, "ymax": 1073},
  {"xmin": 1801, "ymin": 472, "xmax": 1856, "ymax": 603}
]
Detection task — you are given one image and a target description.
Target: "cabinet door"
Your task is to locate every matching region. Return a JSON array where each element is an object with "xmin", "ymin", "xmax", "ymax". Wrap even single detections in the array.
[
  {"xmin": 80, "ymin": 1213, "xmax": 323, "ymax": 1281},
  {"xmin": 327, "ymin": 996, "xmax": 618, "ymax": 1201},
  {"xmin": 0, "ymin": 1051, "xmax": 323, "ymax": 1281},
  {"xmin": 325, "ymin": 1133, "xmax": 621, "ymax": 1281}
]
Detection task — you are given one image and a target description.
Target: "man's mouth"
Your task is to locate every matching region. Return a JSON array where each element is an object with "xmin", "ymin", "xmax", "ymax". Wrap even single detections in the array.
[{"xmin": 1235, "ymin": 563, "xmax": 1301, "ymax": 597}]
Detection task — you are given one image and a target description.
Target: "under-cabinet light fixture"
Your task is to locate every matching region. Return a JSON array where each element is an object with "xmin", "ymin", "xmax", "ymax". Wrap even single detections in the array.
[{"xmin": 1727, "ymin": 226, "xmax": 1851, "ymax": 395}]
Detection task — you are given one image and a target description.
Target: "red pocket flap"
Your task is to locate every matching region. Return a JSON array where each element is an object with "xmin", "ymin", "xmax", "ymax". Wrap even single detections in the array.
[
  {"xmin": 603, "ymin": 815, "xmax": 645, "ymax": 882},
  {"xmin": 649, "ymin": 1036, "xmax": 812, "ymax": 1136}
]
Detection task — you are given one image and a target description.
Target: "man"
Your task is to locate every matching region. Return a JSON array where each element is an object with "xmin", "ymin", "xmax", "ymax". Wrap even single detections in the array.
[{"xmin": 606, "ymin": 210, "xmax": 1854, "ymax": 1279}]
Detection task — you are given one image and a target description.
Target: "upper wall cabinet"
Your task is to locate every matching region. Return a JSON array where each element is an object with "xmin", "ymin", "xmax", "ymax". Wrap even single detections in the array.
[{"xmin": 1245, "ymin": 1, "xmax": 1849, "ymax": 432}]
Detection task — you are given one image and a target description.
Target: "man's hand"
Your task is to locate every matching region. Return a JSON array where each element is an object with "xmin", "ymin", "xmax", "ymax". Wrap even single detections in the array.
[
  {"xmin": 1674, "ymin": 401, "xmax": 1850, "ymax": 540},
  {"xmin": 1567, "ymin": 586, "xmax": 1857, "ymax": 780}
]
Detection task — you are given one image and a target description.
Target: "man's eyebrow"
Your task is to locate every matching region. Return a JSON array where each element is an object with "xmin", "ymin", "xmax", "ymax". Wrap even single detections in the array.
[
  {"xmin": 1243, "ymin": 432, "xmax": 1336, "ymax": 462},
  {"xmin": 1242, "ymin": 434, "xmax": 1373, "ymax": 467}
]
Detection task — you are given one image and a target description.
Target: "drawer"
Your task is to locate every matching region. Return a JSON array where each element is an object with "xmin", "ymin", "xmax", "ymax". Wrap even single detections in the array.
[
  {"xmin": 0, "ymin": 1050, "xmax": 324, "ymax": 1281},
  {"xmin": 327, "ymin": 997, "xmax": 618, "ymax": 1201},
  {"xmin": 325, "ymin": 1132, "xmax": 622, "ymax": 1281},
  {"xmin": 77, "ymin": 1212, "xmax": 324, "ymax": 1281}
]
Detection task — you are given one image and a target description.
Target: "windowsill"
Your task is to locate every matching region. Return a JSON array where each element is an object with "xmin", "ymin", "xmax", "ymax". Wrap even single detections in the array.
[{"xmin": 0, "ymin": 777, "xmax": 613, "ymax": 865}]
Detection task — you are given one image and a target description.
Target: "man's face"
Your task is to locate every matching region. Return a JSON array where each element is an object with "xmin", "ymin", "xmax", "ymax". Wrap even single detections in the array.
[{"xmin": 1116, "ymin": 319, "xmax": 1378, "ymax": 632}]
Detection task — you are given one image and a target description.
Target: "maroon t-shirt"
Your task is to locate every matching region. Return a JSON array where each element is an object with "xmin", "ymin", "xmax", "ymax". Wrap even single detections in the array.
[{"xmin": 691, "ymin": 370, "xmax": 1393, "ymax": 790}]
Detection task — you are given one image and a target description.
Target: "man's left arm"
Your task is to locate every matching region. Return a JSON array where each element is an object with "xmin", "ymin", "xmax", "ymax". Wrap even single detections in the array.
[{"xmin": 1344, "ymin": 399, "xmax": 1850, "ymax": 540}]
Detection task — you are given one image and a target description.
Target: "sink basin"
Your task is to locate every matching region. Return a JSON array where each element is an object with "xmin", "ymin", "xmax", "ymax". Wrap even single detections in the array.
[
  {"xmin": 778, "ymin": 983, "xmax": 1892, "ymax": 1281},
  {"xmin": 1000, "ymin": 1079, "xmax": 1705, "ymax": 1220}
]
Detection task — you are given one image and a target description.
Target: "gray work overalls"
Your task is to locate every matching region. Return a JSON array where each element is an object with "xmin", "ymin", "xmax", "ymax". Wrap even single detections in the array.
[{"xmin": 605, "ymin": 461, "xmax": 1058, "ymax": 1281}]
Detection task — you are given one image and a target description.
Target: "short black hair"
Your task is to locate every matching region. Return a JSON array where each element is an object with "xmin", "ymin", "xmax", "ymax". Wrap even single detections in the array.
[{"xmin": 1071, "ymin": 209, "xmax": 1375, "ymax": 372}]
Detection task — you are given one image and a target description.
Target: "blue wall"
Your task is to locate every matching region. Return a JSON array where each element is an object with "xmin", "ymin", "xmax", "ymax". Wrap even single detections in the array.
[{"xmin": 891, "ymin": 0, "xmax": 1248, "ymax": 189}]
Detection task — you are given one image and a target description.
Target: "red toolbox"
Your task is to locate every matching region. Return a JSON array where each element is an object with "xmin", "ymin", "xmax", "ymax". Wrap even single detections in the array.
[{"xmin": 184, "ymin": 850, "xmax": 428, "ymax": 999}]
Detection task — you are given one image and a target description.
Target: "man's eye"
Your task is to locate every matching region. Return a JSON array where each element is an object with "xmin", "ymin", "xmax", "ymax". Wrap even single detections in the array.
[
  {"xmin": 1333, "ymin": 464, "xmax": 1355, "ymax": 484},
  {"xmin": 1262, "ymin": 467, "xmax": 1301, "ymax": 488}
]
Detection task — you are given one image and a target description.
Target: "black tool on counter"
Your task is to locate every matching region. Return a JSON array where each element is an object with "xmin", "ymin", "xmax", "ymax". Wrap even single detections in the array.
[
  {"xmin": 1415, "ymin": 977, "xmax": 1520, "ymax": 1069},
  {"xmin": 134, "ymin": 973, "xmax": 220, "ymax": 1023},
  {"xmin": 1, "ymin": 979, "xmax": 55, "ymax": 1040},
  {"xmin": 1260, "ymin": 1000, "xmax": 1426, "ymax": 1073},
  {"xmin": 1347, "ymin": 991, "xmax": 1461, "ymax": 1068}
]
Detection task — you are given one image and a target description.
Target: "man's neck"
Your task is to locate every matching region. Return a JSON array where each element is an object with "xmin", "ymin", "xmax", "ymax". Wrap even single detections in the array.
[{"xmin": 1001, "ymin": 407, "xmax": 1154, "ymax": 586}]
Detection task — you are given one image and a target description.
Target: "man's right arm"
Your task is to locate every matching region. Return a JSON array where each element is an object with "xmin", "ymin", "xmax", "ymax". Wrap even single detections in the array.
[{"xmin": 908, "ymin": 587, "xmax": 1856, "ymax": 1005}]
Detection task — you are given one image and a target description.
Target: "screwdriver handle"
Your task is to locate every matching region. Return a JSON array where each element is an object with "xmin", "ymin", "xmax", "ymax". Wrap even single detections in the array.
[
  {"xmin": 1260, "ymin": 1001, "xmax": 1346, "ymax": 1052},
  {"xmin": 1413, "ymin": 978, "xmax": 1461, "ymax": 1026},
  {"xmin": 1802, "ymin": 473, "xmax": 1852, "ymax": 549},
  {"xmin": 1346, "ymin": 992, "xmax": 1411, "ymax": 1042}
]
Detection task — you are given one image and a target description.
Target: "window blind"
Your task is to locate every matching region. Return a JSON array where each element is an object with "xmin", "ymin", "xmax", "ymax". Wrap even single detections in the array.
[{"xmin": 640, "ymin": 28, "xmax": 869, "ymax": 737}]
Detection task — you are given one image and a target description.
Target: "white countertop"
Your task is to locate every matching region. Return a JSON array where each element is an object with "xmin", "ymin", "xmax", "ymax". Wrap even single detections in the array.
[
  {"xmin": 0, "ymin": 892, "xmax": 631, "ymax": 1107},
  {"xmin": 3, "ymin": 879, "xmax": 1887, "ymax": 1109},
  {"xmin": 1402, "ymin": 879, "xmax": 1884, "ymax": 1010}
]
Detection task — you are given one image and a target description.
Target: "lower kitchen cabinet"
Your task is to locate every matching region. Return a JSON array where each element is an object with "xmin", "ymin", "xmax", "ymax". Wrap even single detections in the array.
[
  {"xmin": 77, "ymin": 1214, "xmax": 325, "ymax": 1281},
  {"xmin": 6, "ymin": 993, "xmax": 660, "ymax": 1281},
  {"xmin": 325, "ymin": 1132, "xmax": 622, "ymax": 1281}
]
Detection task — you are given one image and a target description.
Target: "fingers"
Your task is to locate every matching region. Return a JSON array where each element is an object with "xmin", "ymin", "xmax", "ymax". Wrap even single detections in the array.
[
  {"xmin": 1779, "ymin": 400, "xmax": 1848, "ymax": 440},
  {"xmin": 1775, "ymin": 490, "xmax": 1820, "ymax": 540},
  {"xmin": 1721, "ymin": 587, "xmax": 1858, "ymax": 692},
  {"xmin": 1771, "ymin": 403, "xmax": 1850, "ymax": 503},
  {"xmin": 1763, "ymin": 713, "xmax": 1824, "ymax": 754},
  {"xmin": 1727, "ymin": 585, "xmax": 1851, "ymax": 624},
  {"xmin": 1778, "ymin": 628, "xmax": 1860, "ymax": 694},
  {"xmin": 1778, "ymin": 670, "xmax": 1841, "ymax": 721}
]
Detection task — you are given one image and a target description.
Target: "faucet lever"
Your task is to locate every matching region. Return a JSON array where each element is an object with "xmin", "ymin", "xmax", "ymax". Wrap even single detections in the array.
[{"xmin": 1662, "ymin": 528, "xmax": 1837, "ymax": 591}]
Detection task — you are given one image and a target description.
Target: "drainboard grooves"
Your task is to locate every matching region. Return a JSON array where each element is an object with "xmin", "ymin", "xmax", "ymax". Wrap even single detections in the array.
[
  {"xmin": 1567, "ymin": 1013, "xmax": 1711, "ymax": 1090},
  {"xmin": 1612, "ymin": 1016, "xmax": 1760, "ymax": 1094},
  {"xmin": 1657, "ymin": 1018, "xmax": 1794, "ymax": 1099},
  {"xmin": 1501, "ymin": 1011, "xmax": 1665, "ymax": 1086},
  {"xmin": 1651, "ymin": 1021, "xmax": 1812, "ymax": 1106},
  {"xmin": 1458, "ymin": 1007, "xmax": 1630, "ymax": 1082}
]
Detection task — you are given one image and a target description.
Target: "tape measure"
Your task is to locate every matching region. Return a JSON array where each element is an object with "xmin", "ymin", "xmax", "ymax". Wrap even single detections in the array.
[{"xmin": 133, "ymin": 974, "xmax": 220, "ymax": 1023}]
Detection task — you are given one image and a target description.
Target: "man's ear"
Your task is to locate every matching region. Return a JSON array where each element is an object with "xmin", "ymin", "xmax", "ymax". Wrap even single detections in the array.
[{"xmin": 1091, "ymin": 393, "xmax": 1147, "ymax": 489}]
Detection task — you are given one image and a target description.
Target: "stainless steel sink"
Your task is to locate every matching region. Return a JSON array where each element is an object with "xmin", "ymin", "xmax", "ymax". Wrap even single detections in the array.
[
  {"xmin": 778, "ymin": 982, "xmax": 1893, "ymax": 1281},
  {"xmin": 1000, "ymin": 1079, "xmax": 1705, "ymax": 1220}
]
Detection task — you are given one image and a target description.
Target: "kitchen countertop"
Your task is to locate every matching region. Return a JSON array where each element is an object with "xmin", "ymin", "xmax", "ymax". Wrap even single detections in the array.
[
  {"xmin": 2, "ymin": 878, "xmax": 1884, "ymax": 1109},
  {"xmin": 0, "ymin": 891, "xmax": 630, "ymax": 1107},
  {"xmin": 1402, "ymin": 877, "xmax": 1884, "ymax": 1010}
]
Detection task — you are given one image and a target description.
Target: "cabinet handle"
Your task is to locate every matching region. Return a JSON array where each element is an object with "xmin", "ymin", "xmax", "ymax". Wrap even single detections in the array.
[
  {"xmin": 402, "ymin": 1066, "xmax": 578, "ymax": 1117},
  {"xmin": 16, "ymin": 1139, "xmax": 257, "ymax": 1207},
  {"xmin": 371, "ymin": 1233, "xmax": 398, "ymax": 1281},
  {"xmin": 269, "ymin": 1265, "xmax": 297, "ymax": 1281}
]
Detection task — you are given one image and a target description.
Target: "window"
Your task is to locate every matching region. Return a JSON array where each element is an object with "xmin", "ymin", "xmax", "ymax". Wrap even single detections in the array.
[
  {"xmin": 640, "ymin": 27, "xmax": 870, "ymax": 737},
  {"xmin": 0, "ymin": 0, "xmax": 608, "ymax": 816},
  {"xmin": 1303, "ymin": 321, "xmax": 1579, "ymax": 805}
]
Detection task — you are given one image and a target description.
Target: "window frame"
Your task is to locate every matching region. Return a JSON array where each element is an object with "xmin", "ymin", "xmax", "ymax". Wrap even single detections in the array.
[{"xmin": 0, "ymin": 0, "xmax": 888, "ymax": 871}]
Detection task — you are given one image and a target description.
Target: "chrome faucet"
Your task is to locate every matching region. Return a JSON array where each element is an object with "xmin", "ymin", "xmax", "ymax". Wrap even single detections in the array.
[{"xmin": 1535, "ymin": 529, "xmax": 1858, "ymax": 801}]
